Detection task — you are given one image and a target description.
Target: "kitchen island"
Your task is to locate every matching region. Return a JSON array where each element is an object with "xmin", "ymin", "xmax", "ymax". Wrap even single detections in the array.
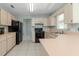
[{"xmin": 40, "ymin": 32, "xmax": 79, "ymax": 56}]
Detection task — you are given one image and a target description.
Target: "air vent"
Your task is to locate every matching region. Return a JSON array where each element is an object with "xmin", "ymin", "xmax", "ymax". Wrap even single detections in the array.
[{"xmin": 10, "ymin": 5, "xmax": 15, "ymax": 8}]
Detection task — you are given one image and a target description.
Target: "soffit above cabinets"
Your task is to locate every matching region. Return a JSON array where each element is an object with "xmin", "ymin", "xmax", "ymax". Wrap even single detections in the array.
[{"xmin": 0, "ymin": 3, "xmax": 65, "ymax": 18}]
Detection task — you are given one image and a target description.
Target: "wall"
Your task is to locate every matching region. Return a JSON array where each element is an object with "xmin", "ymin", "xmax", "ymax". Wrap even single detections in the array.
[
  {"xmin": 17, "ymin": 18, "xmax": 32, "ymax": 40},
  {"xmin": 23, "ymin": 19, "xmax": 32, "ymax": 40}
]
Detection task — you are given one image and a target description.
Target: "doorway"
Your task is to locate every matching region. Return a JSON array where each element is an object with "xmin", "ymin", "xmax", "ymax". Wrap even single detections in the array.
[{"xmin": 23, "ymin": 19, "xmax": 32, "ymax": 41}]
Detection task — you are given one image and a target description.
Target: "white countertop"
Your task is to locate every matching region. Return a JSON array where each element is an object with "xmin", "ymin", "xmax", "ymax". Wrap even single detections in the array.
[{"xmin": 40, "ymin": 32, "xmax": 79, "ymax": 56}]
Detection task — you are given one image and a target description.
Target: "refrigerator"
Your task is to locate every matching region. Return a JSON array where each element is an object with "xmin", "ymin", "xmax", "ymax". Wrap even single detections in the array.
[{"xmin": 8, "ymin": 20, "xmax": 23, "ymax": 45}]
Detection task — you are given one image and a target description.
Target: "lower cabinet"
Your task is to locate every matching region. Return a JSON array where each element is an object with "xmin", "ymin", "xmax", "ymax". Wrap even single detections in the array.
[
  {"xmin": 0, "ymin": 32, "xmax": 16, "ymax": 56},
  {"xmin": 6, "ymin": 33, "xmax": 16, "ymax": 52},
  {"xmin": 0, "ymin": 35, "xmax": 7, "ymax": 56},
  {"xmin": 7, "ymin": 38, "xmax": 12, "ymax": 52},
  {"xmin": 0, "ymin": 41, "xmax": 2, "ymax": 55},
  {"xmin": 1, "ymin": 37, "xmax": 7, "ymax": 56}
]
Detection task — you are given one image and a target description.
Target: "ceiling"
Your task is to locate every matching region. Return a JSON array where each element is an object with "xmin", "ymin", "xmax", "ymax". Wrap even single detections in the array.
[{"xmin": 0, "ymin": 3, "xmax": 65, "ymax": 19}]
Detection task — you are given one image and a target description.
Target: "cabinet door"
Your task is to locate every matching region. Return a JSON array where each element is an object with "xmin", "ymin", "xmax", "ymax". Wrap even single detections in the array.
[
  {"xmin": 12, "ymin": 37, "xmax": 16, "ymax": 47},
  {"xmin": 0, "ymin": 41, "xmax": 2, "ymax": 56},
  {"xmin": 1, "ymin": 37, "xmax": 6, "ymax": 56},
  {"xmin": 0, "ymin": 9, "xmax": 7, "ymax": 25},
  {"xmin": 7, "ymin": 33, "xmax": 16, "ymax": 52},
  {"xmin": 12, "ymin": 33, "xmax": 16, "ymax": 46},
  {"xmin": 64, "ymin": 4, "xmax": 73, "ymax": 23},
  {"xmin": 48, "ymin": 16, "xmax": 56, "ymax": 26},
  {"xmin": 73, "ymin": 3, "xmax": 79, "ymax": 23},
  {"xmin": 7, "ymin": 38, "xmax": 12, "ymax": 51},
  {"xmin": 7, "ymin": 13, "xmax": 11, "ymax": 25}
]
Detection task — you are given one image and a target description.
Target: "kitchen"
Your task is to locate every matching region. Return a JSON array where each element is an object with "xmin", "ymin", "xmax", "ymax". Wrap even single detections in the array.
[{"xmin": 0, "ymin": 3, "xmax": 79, "ymax": 56}]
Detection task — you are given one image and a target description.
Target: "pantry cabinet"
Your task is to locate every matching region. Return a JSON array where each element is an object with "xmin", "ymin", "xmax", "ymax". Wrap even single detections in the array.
[{"xmin": 64, "ymin": 3, "xmax": 79, "ymax": 23}]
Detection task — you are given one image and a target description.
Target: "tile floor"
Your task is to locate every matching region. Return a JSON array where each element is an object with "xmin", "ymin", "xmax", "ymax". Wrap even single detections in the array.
[{"xmin": 6, "ymin": 40, "xmax": 48, "ymax": 56}]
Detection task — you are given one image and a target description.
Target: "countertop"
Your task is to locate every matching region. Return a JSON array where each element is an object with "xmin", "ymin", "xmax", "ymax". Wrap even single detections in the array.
[
  {"xmin": 40, "ymin": 32, "xmax": 79, "ymax": 56},
  {"xmin": 0, "ymin": 32, "xmax": 16, "ymax": 35},
  {"xmin": 0, "ymin": 32, "xmax": 16, "ymax": 41}
]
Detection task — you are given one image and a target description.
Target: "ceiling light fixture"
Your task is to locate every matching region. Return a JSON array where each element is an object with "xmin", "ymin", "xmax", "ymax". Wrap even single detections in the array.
[
  {"xmin": 29, "ymin": 3, "xmax": 34, "ymax": 12},
  {"xmin": 10, "ymin": 5, "xmax": 15, "ymax": 8}
]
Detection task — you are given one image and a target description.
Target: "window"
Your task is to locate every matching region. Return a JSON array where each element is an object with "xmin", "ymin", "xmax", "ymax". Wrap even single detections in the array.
[{"xmin": 57, "ymin": 13, "xmax": 65, "ymax": 29}]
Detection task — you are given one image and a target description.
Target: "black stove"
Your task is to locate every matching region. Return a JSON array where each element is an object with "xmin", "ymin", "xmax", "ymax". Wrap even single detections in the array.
[{"xmin": 35, "ymin": 28, "xmax": 44, "ymax": 43}]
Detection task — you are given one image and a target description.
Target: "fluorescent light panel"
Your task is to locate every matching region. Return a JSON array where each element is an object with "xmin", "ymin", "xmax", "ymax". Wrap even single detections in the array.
[{"xmin": 29, "ymin": 3, "xmax": 34, "ymax": 12}]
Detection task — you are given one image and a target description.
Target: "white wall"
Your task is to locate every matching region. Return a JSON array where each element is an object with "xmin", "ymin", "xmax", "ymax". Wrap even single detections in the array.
[
  {"xmin": 17, "ymin": 18, "xmax": 32, "ymax": 40},
  {"xmin": 23, "ymin": 19, "xmax": 32, "ymax": 40}
]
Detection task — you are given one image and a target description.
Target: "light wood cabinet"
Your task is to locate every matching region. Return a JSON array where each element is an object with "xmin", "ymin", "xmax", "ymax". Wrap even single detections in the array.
[
  {"xmin": 7, "ymin": 37, "xmax": 12, "ymax": 51},
  {"xmin": 48, "ymin": 16, "xmax": 56, "ymax": 26},
  {"xmin": 6, "ymin": 33, "xmax": 16, "ymax": 52},
  {"xmin": 64, "ymin": 4, "xmax": 73, "ymax": 23},
  {"xmin": 1, "ymin": 37, "xmax": 6, "ymax": 55},
  {"xmin": 7, "ymin": 13, "xmax": 11, "ymax": 26},
  {"xmin": 0, "ymin": 9, "xmax": 8, "ymax": 25},
  {"xmin": 72, "ymin": 4, "xmax": 79, "ymax": 23},
  {"xmin": 64, "ymin": 3, "xmax": 79, "ymax": 23},
  {"xmin": 32, "ymin": 18, "xmax": 48, "ymax": 26},
  {"xmin": 0, "ymin": 32, "xmax": 16, "ymax": 56},
  {"xmin": 0, "ymin": 8, "xmax": 16, "ymax": 26},
  {"xmin": 0, "ymin": 41, "xmax": 2, "ymax": 56},
  {"xmin": 0, "ymin": 35, "xmax": 7, "ymax": 56}
]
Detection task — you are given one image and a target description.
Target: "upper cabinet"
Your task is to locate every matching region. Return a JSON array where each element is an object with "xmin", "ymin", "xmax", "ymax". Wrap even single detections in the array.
[
  {"xmin": 7, "ymin": 13, "xmax": 12, "ymax": 26},
  {"xmin": 72, "ymin": 4, "xmax": 79, "ymax": 23},
  {"xmin": 64, "ymin": 4, "xmax": 73, "ymax": 23},
  {"xmin": 48, "ymin": 16, "xmax": 56, "ymax": 26},
  {"xmin": 0, "ymin": 9, "xmax": 8, "ymax": 25},
  {"xmin": 0, "ymin": 8, "xmax": 16, "ymax": 26},
  {"xmin": 64, "ymin": 3, "xmax": 79, "ymax": 23},
  {"xmin": 32, "ymin": 18, "xmax": 48, "ymax": 26}
]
